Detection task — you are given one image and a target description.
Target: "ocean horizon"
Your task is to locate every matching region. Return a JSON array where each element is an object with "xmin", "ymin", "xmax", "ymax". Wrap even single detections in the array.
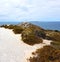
[{"xmin": 0, "ymin": 21, "xmax": 60, "ymax": 31}]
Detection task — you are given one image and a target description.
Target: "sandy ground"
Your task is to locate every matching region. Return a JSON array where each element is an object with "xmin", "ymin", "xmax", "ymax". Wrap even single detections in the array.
[{"xmin": 0, "ymin": 28, "xmax": 52, "ymax": 62}]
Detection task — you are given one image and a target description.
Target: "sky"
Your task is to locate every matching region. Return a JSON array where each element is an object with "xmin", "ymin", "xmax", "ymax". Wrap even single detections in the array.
[{"xmin": 0, "ymin": 0, "xmax": 60, "ymax": 22}]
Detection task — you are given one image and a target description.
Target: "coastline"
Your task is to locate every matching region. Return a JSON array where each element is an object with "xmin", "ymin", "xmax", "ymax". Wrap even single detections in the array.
[
  {"xmin": 0, "ymin": 21, "xmax": 60, "ymax": 31},
  {"xmin": 0, "ymin": 27, "xmax": 52, "ymax": 62}
]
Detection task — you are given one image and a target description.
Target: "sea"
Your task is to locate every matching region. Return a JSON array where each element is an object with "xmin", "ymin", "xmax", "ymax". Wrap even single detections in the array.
[{"xmin": 0, "ymin": 21, "xmax": 60, "ymax": 31}]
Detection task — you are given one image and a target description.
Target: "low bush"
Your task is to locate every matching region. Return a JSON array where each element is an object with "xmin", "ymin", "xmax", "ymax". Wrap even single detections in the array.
[
  {"xmin": 51, "ymin": 41, "xmax": 60, "ymax": 49},
  {"xmin": 22, "ymin": 34, "xmax": 43, "ymax": 45},
  {"xmin": 7, "ymin": 25, "xmax": 15, "ymax": 29},
  {"xmin": 35, "ymin": 30, "xmax": 46, "ymax": 39},
  {"xmin": 13, "ymin": 26, "xmax": 23, "ymax": 34},
  {"xmin": 21, "ymin": 28, "xmax": 43, "ymax": 45},
  {"xmin": 0, "ymin": 24, "xmax": 15, "ymax": 29},
  {"xmin": 46, "ymin": 32, "xmax": 60, "ymax": 41},
  {"xmin": 0, "ymin": 25, "xmax": 9, "ymax": 28},
  {"xmin": 29, "ymin": 45, "xmax": 60, "ymax": 62},
  {"xmin": 45, "ymin": 36, "xmax": 52, "ymax": 40}
]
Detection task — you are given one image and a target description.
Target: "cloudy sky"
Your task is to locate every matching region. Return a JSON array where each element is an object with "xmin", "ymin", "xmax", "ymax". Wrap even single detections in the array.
[{"xmin": 0, "ymin": 0, "xmax": 60, "ymax": 22}]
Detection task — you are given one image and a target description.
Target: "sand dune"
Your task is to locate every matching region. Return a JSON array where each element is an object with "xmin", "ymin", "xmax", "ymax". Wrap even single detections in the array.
[{"xmin": 0, "ymin": 28, "xmax": 52, "ymax": 62}]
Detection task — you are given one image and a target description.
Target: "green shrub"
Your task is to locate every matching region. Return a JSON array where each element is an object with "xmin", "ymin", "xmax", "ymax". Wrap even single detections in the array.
[
  {"xmin": 0, "ymin": 24, "xmax": 15, "ymax": 29},
  {"xmin": 0, "ymin": 25, "xmax": 5, "ymax": 27},
  {"xmin": 0, "ymin": 24, "xmax": 23, "ymax": 34},
  {"xmin": 51, "ymin": 32, "xmax": 60, "ymax": 41},
  {"xmin": 21, "ymin": 28, "xmax": 43, "ymax": 45},
  {"xmin": 0, "ymin": 25, "xmax": 8, "ymax": 28},
  {"xmin": 29, "ymin": 45, "xmax": 60, "ymax": 62},
  {"xmin": 7, "ymin": 25, "xmax": 15, "ymax": 29},
  {"xmin": 35, "ymin": 30, "xmax": 46, "ymax": 39},
  {"xmin": 54, "ymin": 30, "xmax": 59, "ymax": 32},
  {"xmin": 13, "ymin": 26, "xmax": 23, "ymax": 34},
  {"xmin": 46, "ymin": 32, "xmax": 60, "ymax": 41},
  {"xmin": 51, "ymin": 41, "xmax": 60, "ymax": 45},
  {"xmin": 51, "ymin": 41, "xmax": 60, "ymax": 49},
  {"xmin": 22, "ymin": 34, "xmax": 43, "ymax": 45}
]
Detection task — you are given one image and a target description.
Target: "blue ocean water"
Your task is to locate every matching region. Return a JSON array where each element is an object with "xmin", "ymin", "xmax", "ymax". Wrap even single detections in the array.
[
  {"xmin": 30, "ymin": 21, "xmax": 60, "ymax": 31},
  {"xmin": 0, "ymin": 21, "xmax": 60, "ymax": 31},
  {"xmin": 0, "ymin": 22, "xmax": 20, "ymax": 25}
]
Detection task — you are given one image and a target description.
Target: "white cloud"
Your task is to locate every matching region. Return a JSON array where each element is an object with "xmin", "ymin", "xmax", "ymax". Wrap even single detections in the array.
[{"xmin": 0, "ymin": 0, "xmax": 60, "ymax": 21}]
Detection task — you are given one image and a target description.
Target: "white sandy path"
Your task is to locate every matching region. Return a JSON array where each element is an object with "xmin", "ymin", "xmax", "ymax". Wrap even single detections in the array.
[{"xmin": 0, "ymin": 28, "xmax": 52, "ymax": 62}]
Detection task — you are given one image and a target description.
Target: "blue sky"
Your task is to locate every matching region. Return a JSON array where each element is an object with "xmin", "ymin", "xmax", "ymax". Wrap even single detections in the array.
[{"xmin": 0, "ymin": 0, "xmax": 60, "ymax": 22}]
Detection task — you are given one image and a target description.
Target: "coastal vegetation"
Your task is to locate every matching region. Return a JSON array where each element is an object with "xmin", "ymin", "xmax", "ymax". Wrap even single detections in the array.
[
  {"xmin": 29, "ymin": 45, "xmax": 60, "ymax": 62},
  {"xmin": 45, "ymin": 30, "xmax": 60, "ymax": 41},
  {"xmin": 0, "ymin": 22, "xmax": 60, "ymax": 62},
  {"xmin": 13, "ymin": 26, "xmax": 23, "ymax": 34},
  {"xmin": 0, "ymin": 24, "xmax": 15, "ymax": 29},
  {"xmin": 21, "ymin": 28, "xmax": 43, "ymax": 45}
]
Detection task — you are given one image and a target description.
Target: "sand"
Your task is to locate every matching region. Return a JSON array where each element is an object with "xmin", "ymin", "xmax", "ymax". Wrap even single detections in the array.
[{"xmin": 0, "ymin": 28, "xmax": 52, "ymax": 62}]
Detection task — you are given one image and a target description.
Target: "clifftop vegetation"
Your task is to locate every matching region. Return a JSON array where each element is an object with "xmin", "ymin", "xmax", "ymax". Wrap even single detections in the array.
[
  {"xmin": 29, "ymin": 45, "xmax": 60, "ymax": 62},
  {"xmin": 0, "ymin": 22, "xmax": 60, "ymax": 62}
]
